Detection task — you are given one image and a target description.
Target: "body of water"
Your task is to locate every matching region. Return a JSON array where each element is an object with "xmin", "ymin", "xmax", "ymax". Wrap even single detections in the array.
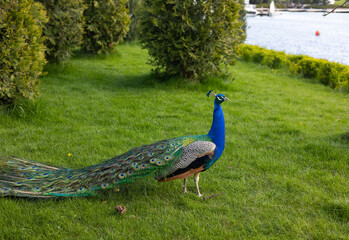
[{"xmin": 245, "ymin": 12, "xmax": 349, "ymax": 65}]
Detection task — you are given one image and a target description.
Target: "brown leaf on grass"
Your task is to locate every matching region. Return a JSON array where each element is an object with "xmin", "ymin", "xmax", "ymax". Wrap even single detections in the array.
[{"xmin": 115, "ymin": 205, "xmax": 127, "ymax": 215}]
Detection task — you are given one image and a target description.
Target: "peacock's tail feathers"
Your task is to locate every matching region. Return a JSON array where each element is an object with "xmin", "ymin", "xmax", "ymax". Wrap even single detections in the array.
[{"xmin": 0, "ymin": 136, "xmax": 201, "ymax": 198}]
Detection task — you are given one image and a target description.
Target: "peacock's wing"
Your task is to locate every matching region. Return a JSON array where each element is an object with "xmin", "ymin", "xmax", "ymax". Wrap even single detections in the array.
[
  {"xmin": 0, "ymin": 135, "xmax": 212, "ymax": 198},
  {"xmin": 155, "ymin": 140, "xmax": 216, "ymax": 181}
]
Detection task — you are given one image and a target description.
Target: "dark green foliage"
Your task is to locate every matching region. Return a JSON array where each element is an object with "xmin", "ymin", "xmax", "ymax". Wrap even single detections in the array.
[
  {"xmin": 0, "ymin": 0, "xmax": 47, "ymax": 104},
  {"xmin": 239, "ymin": 44, "xmax": 349, "ymax": 91},
  {"xmin": 125, "ymin": 0, "xmax": 143, "ymax": 41},
  {"xmin": 139, "ymin": 0, "xmax": 245, "ymax": 80},
  {"xmin": 37, "ymin": 0, "xmax": 85, "ymax": 63},
  {"xmin": 82, "ymin": 0, "xmax": 130, "ymax": 54}
]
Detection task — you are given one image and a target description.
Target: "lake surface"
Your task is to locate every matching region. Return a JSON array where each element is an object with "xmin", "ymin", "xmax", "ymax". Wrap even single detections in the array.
[{"xmin": 245, "ymin": 12, "xmax": 349, "ymax": 65}]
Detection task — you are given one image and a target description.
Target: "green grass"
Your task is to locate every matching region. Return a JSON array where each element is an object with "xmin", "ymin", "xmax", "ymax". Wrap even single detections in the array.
[{"xmin": 1, "ymin": 43, "xmax": 348, "ymax": 239}]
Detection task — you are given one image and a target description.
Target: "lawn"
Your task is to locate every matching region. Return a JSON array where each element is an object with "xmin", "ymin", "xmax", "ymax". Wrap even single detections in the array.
[{"xmin": 0, "ymin": 43, "xmax": 348, "ymax": 239}]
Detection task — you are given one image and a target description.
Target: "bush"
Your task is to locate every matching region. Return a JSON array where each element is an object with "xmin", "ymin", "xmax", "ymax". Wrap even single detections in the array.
[
  {"xmin": 261, "ymin": 49, "xmax": 287, "ymax": 69},
  {"xmin": 82, "ymin": 0, "xmax": 130, "ymax": 54},
  {"xmin": 37, "ymin": 0, "xmax": 85, "ymax": 62},
  {"xmin": 0, "ymin": 0, "xmax": 47, "ymax": 104},
  {"xmin": 252, "ymin": 48, "xmax": 265, "ymax": 64},
  {"xmin": 286, "ymin": 54, "xmax": 305, "ymax": 75},
  {"xmin": 139, "ymin": 0, "xmax": 245, "ymax": 80},
  {"xmin": 238, "ymin": 44, "xmax": 349, "ymax": 91},
  {"xmin": 297, "ymin": 56, "xmax": 321, "ymax": 79}
]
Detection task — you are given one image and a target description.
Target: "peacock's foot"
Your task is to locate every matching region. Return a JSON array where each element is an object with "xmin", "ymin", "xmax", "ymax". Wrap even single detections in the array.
[
  {"xmin": 194, "ymin": 172, "xmax": 202, "ymax": 197},
  {"xmin": 183, "ymin": 178, "xmax": 187, "ymax": 194}
]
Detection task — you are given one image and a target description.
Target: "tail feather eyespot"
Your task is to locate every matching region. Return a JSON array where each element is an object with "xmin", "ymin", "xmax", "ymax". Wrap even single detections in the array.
[{"xmin": 149, "ymin": 158, "xmax": 156, "ymax": 164}]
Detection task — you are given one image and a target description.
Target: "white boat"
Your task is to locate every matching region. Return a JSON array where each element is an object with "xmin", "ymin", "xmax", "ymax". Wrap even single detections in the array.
[
  {"xmin": 269, "ymin": 0, "xmax": 275, "ymax": 15},
  {"xmin": 244, "ymin": 0, "xmax": 257, "ymax": 17},
  {"xmin": 256, "ymin": 0, "xmax": 279, "ymax": 16}
]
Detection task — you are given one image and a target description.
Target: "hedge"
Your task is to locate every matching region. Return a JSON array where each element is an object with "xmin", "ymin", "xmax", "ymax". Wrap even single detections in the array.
[
  {"xmin": 0, "ymin": 0, "xmax": 47, "ymax": 104},
  {"xmin": 37, "ymin": 0, "xmax": 85, "ymax": 63},
  {"xmin": 239, "ymin": 44, "xmax": 349, "ymax": 91}
]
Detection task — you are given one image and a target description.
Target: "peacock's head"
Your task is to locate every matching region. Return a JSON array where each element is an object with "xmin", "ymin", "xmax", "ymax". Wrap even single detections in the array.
[{"xmin": 207, "ymin": 90, "xmax": 229, "ymax": 104}]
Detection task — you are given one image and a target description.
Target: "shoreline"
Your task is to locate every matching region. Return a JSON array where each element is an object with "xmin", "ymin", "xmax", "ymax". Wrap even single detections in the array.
[{"xmin": 256, "ymin": 8, "xmax": 349, "ymax": 13}]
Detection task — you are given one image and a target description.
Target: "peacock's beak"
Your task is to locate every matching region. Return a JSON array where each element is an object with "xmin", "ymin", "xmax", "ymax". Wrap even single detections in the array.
[{"xmin": 223, "ymin": 97, "xmax": 229, "ymax": 101}]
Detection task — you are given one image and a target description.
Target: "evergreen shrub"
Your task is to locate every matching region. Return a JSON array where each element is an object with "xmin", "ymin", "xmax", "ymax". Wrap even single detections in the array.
[
  {"xmin": 0, "ymin": 0, "xmax": 47, "ymax": 104},
  {"xmin": 37, "ymin": 0, "xmax": 85, "ymax": 62},
  {"xmin": 83, "ymin": 0, "xmax": 130, "ymax": 54},
  {"xmin": 139, "ymin": 0, "xmax": 245, "ymax": 80}
]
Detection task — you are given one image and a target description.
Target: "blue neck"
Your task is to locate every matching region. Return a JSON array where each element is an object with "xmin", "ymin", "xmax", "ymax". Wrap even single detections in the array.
[{"xmin": 207, "ymin": 101, "xmax": 225, "ymax": 168}]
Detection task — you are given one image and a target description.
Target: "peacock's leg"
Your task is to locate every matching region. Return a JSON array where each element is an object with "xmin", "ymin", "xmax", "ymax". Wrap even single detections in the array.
[
  {"xmin": 183, "ymin": 178, "xmax": 187, "ymax": 194},
  {"xmin": 193, "ymin": 172, "xmax": 202, "ymax": 197}
]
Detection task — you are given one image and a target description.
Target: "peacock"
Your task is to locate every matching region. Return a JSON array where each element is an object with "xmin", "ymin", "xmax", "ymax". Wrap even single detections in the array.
[{"xmin": 0, "ymin": 91, "xmax": 228, "ymax": 198}]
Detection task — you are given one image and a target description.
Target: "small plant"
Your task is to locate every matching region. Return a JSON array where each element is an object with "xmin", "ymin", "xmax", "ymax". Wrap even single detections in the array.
[
  {"xmin": 82, "ymin": 0, "xmax": 130, "ymax": 54},
  {"xmin": 0, "ymin": 0, "xmax": 47, "ymax": 104}
]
